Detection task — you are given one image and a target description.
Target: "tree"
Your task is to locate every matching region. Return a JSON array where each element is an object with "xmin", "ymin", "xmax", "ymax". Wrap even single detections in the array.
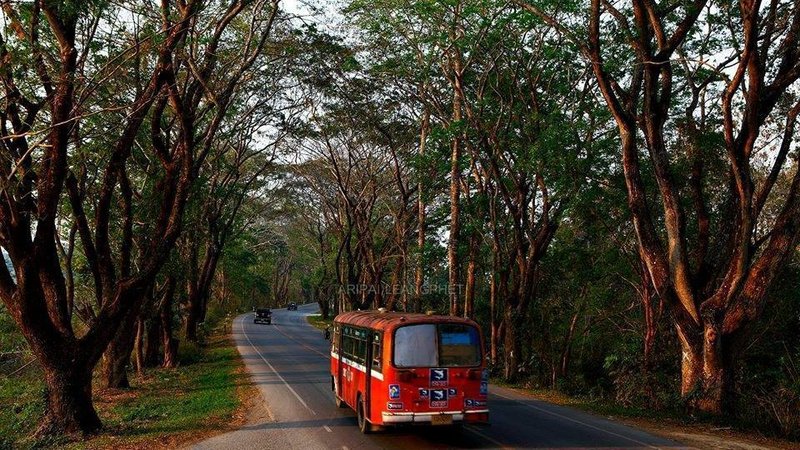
[
  {"xmin": 516, "ymin": 0, "xmax": 800, "ymax": 414},
  {"xmin": 0, "ymin": 0, "xmax": 281, "ymax": 433}
]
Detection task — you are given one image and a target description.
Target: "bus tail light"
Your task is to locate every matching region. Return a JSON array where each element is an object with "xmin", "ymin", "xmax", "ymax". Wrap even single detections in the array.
[{"xmin": 467, "ymin": 369, "xmax": 482, "ymax": 380}]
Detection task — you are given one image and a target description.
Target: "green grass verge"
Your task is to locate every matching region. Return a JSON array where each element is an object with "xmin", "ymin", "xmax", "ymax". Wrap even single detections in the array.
[
  {"xmin": 306, "ymin": 314, "xmax": 333, "ymax": 331},
  {"xmin": 0, "ymin": 336, "xmax": 249, "ymax": 450}
]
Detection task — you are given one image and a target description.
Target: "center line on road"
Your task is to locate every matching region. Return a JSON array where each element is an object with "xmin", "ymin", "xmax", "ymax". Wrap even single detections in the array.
[
  {"xmin": 239, "ymin": 317, "xmax": 317, "ymax": 416},
  {"xmin": 323, "ymin": 425, "xmax": 332, "ymax": 433},
  {"xmin": 272, "ymin": 322, "xmax": 328, "ymax": 359}
]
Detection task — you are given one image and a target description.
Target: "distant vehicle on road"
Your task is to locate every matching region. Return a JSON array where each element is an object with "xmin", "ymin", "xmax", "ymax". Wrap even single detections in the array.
[
  {"xmin": 330, "ymin": 310, "xmax": 488, "ymax": 433},
  {"xmin": 287, "ymin": 302, "xmax": 297, "ymax": 311},
  {"xmin": 254, "ymin": 308, "xmax": 272, "ymax": 325}
]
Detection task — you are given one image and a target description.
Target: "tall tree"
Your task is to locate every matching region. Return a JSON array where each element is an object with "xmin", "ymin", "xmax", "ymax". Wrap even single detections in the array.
[{"xmin": 516, "ymin": 0, "xmax": 800, "ymax": 413}]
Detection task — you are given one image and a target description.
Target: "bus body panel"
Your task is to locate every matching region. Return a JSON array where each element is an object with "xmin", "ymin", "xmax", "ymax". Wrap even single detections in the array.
[{"xmin": 330, "ymin": 311, "xmax": 489, "ymax": 428}]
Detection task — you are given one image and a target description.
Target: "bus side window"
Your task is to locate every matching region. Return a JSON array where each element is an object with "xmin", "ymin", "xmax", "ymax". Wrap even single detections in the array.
[
  {"xmin": 342, "ymin": 326, "xmax": 354, "ymax": 361},
  {"xmin": 355, "ymin": 329, "xmax": 367, "ymax": 365},
  {"xmin": 372, "ymin": 333, "xmax": 382, "ymax": 373}
]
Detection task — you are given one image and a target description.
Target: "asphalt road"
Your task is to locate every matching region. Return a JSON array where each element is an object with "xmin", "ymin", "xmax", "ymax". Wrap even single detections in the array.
[{"xmin": 193, "ymin": 304, "xmax": 685, "ymax": 450}]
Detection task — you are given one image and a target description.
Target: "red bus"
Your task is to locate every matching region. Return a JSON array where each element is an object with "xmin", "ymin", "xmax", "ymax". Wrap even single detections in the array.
[{"xmin": 330, "ymin": 310, "xmax": 489, "ymax": 433}]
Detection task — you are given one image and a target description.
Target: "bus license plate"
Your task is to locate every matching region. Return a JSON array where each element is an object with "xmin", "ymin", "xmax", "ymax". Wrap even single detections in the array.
[{"xmin": 431, "ymin": 414, "xmax": 453, "ymax": 426}]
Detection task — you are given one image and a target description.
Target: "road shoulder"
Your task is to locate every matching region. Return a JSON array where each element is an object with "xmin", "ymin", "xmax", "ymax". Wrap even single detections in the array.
[{"xmin": 493, "ymin": 385, "xmax": 796, "ymax": 450}]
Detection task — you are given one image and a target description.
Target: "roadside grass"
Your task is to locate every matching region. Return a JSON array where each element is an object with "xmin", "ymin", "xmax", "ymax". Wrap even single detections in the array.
[
  {"xmin": 0, "ymin": 335, "xmax": 252, "ymax": 450},
  {"xmin": 0, "ymin": 365, "xmax": 45, "ymax": 449},
  {"xmin": 306, "ymin": 314, "xmax": 333, "ymax": 331}
]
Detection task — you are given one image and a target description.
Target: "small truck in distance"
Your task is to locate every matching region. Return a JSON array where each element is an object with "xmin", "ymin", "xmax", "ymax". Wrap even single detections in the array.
[{"xmin": 254, "ymin": 308, "xmax": 272, "ymax": 325}]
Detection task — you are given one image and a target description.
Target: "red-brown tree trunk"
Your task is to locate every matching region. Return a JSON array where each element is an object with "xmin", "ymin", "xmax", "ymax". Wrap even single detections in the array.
[
  {"xmin": 677, "ymin": 319, "xmax": 735, "ymax": 415},
  {"xmin": 102, "ymin": 310, "xmax": 139, "ymax": 389},
  {"xmin": 37, "ymin": 360, "xmax": 101, "ymax": 436},
  {"xmin": 161, "ymin": 309, "xmax": 178, "ymax": 369},
  {"xmin": 463, "ymin": 231, "xmax": 479, "ymax": 319}
]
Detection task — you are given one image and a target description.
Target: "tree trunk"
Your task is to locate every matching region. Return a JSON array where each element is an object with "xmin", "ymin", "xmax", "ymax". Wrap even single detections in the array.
[
  {"xmin": 134, "ymin": 319, "xmax": 145, "ymax": 375},
  {"xmin": 447, "ymin": 27, "xmax": 464, "ymax": 317},
  {"xmin": 161, "ymin": 316, "xmax": 178, "ymax": 369},
  {"xmin": 463, "ymin": 231, "xmax": 479, "ymax": 319},
  {"xmin": 489, "ymin": 263, "xmax": 498, "ymax": 366},
  {"xmin": 145, "ymin": 319, "xmax": 161, "ymax": 367},
  {"xmin": 414, "ymin": 108, "xmax": 430, "ymax": 314},
  {"xmin": 37, "ymin": 362, "xmax": 101, "ymax": 437},
  {"xmin": 102, "ymin": 310, "xmax": 139, "ymax": 389},
  {"xmin": 159, "ymin": 276, "xmax": 178, "ymax": 368},
  {"xmin": 677, "ymin": 320, "xmax": 734, "ymax": 415},
  {"xmin": 503, "ymin": 303, "xmax": 521, "ymax": 381},
  {"xmin": 184, "ymin": 292, "xmax": 201, "ymax": 342}
]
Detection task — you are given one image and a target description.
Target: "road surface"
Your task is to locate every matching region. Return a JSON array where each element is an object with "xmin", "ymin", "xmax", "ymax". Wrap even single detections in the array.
[{"xmin": 194, "ymin": 304, "xmax": 684, "ymax": 449}]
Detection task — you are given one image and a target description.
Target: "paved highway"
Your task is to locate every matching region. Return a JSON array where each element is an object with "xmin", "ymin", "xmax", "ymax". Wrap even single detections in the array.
[{"xmin": 194, "ymin": 304, "xmax": 684, "ymax": 449}]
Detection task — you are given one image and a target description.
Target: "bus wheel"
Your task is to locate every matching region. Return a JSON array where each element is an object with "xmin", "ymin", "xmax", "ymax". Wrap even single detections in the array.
[{"xmin": 357, "ymin": 395, "xmax": 372, "ymax": 434}]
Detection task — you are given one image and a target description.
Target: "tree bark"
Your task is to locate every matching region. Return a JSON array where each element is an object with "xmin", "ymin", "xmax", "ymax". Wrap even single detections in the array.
[
  {"xmin": 414, "ymin": 108, "xmax": 430, "ymax": 313},
  {"xmin": 161, "ymin": 302, "xmax": 178, "ymax": 369},
  {"xmin": 102, "ymin": 309, "xmax": 139, "ymax": 389},
  {"xmin": 447, "ymin": 4, "xmax": 464, "ymax": 317},
  {"xmin": 463, "ymin": 230, "xmax": 479, "ymax": 319},
  {"xmin": 37, "ymin": 361, "xmax": 101, "ymax": 437},
  {"xmin": 134, "ymin": 319, "xmax": 145, "ymax": 375},
  {"xmin": 144, "ymin": 319, "xmax": 161, "ymax": 367},
  {"xmin": 502, "ymin": 303, "xmax": 521, "ymax": 380}
]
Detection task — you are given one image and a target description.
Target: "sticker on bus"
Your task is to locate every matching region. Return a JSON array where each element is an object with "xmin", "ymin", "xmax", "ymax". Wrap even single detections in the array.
[
  {"xmin": 389, "ymin": 384, "xmax": 401, "ymax": 399},
  {"xmin": 418, "ymin": 388, "xmax": 429, "ymax": 398},
  {"xmin": 430, "ymin": 389, "xmax": 449, "ymax": 407},
  {"xmin": 387, "ymin": 402, "xmax": 403, "ymax": 410},
  {"xmin": 448, "ymin": 387, "xmax": 457, "ymax": 396},
  {"xmin": 465, "ymin": 399, "xmax": 487, "ymax": 407},
  {"xmin": 430, "ymin": 368, "xmax": 448, "ymax": 386}
]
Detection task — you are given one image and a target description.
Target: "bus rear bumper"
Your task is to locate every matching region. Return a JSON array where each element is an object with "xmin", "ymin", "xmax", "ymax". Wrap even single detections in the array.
[{"xmin": 381, "ymin": 410, "xmax": 489, "ymax": 424}]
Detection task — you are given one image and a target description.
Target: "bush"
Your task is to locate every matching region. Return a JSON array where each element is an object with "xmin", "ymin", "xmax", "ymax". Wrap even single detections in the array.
[{"xmin": 179, "ymin": 341, "xmax": 205, "ymax": 366}]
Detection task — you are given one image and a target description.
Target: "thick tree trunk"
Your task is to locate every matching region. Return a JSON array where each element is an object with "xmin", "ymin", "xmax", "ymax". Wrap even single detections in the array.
[
  {"xmin": 102, "ymin": 310, "xmax": 139, "ymax": 389},
  {"xmin": 37, "ymin": 362, "xmax": 101, "ymax": 437},
  {"xmin": 677, "ymin": 320, "xmax": 734, "ymax": 415}
]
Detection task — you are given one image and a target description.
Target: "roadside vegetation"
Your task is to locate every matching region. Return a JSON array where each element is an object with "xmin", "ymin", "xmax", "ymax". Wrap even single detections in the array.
[
  {"xmin": 1, "ymin": 316, "xmax": 248, "ymax": 449},
  {"xmin": 306, "ymin": 314, "xmax": 334, "ymax": 332},
  {"xmin": 1, "ymin": 0, "xmax": 799, "ymax": 446}
]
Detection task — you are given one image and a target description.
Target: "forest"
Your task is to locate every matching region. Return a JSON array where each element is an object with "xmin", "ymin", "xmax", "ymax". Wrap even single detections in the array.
[{"xmin": 1, "ymin": 0, "xmax": 799, "ymax": 444}]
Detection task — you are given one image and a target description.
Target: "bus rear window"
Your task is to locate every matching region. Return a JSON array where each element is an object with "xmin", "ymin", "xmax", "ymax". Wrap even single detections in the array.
[
  {"xmin": 394, "ymin": 323, "xmax": 481, "ymax": 367},
  {"xmin": 394, "ymin": 324, "xmax": 438, "ymax": 367},
  {"xmin": 439, "ymin": 324, "xmax": 480, "ymax": 366}
]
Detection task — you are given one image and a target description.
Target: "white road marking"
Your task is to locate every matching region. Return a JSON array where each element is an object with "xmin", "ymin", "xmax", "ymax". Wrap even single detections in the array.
[
  {"xmin": 492, "ymin": 391, "xmax": 659, "ymax": 449},
  {"xmin": 239, "ymin": 317, "xmax": 317, "ymax": 416},
  {"xmin": 323, "ymin": 425, "xmax": 332, "ymax": 433}
]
